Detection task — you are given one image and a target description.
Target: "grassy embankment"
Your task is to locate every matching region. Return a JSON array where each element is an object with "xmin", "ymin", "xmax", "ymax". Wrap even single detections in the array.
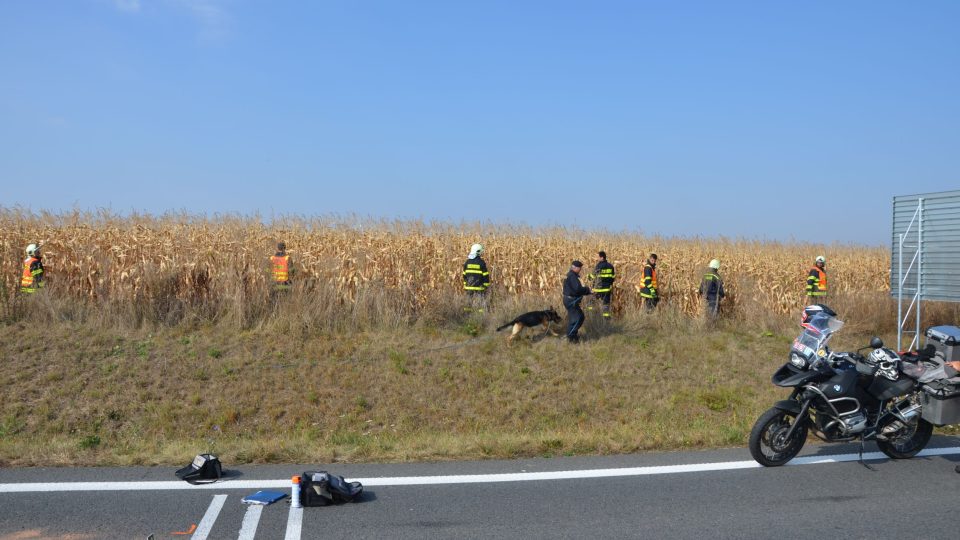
[{"xmin": 1, "ymin": 210, "xmax": 957, "ymax": 466}]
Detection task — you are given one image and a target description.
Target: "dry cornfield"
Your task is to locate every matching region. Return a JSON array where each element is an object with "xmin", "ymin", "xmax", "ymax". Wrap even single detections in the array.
[{"xmin": 0, "ymin": 209, "xmax": 890, "ymax": 322}]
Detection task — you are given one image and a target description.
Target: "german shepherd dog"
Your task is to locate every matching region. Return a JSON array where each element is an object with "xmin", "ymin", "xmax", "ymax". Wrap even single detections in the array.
[{"xmin": 496, "ymin": 307, "xmax": 563, "ymax": 343}]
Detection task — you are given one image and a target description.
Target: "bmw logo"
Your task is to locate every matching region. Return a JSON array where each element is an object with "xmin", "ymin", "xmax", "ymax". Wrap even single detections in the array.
[{"xmin": 833, "ymin": 385, "xmax": 842, "ymax": 392}]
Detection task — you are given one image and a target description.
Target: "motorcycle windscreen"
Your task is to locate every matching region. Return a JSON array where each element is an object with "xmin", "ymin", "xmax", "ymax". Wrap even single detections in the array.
[{"xmin": 794, "ymin": 313, "xmax": 844, "ymax": 361}]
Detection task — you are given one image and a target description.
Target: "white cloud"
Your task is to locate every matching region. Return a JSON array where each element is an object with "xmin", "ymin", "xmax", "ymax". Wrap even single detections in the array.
[
  {"xmin": 107, "ymin": 0, "xmax": 232, "ymax": 42},
  {"xmin": 169, "ymin": 0, "xmax": 231, "ymax": 41},
  {"xmin": 113, "ymin": 0, "xmax": 141, "ymax": 12}
]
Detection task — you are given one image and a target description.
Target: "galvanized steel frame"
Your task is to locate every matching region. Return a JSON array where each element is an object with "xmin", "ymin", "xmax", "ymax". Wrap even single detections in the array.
[
  {"xmin": 896, "ymin": 198, "xmax": 923, "ymax": 351},
  {"xmin": 892, "ymin": 190, "xmax": 960, "ymax": 351}
]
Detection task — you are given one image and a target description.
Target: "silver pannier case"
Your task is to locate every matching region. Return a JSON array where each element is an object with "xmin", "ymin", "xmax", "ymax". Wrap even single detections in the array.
[
  {"xmin": 926, "ymin": 325, "xmax": 960, "ymax": 362},
  {"xmin": 921, "ymin": 383, "xmax": 960, "ymax": 426}
]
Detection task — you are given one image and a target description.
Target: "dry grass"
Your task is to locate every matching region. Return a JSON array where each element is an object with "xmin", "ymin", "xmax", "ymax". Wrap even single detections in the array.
[
  {"xmin": 2, "ymin": 209, "xmax": 957, "ymax": 467},
  {"xmin": 0, "ymin": 309, "xmax": 793, "ymax": 467}
]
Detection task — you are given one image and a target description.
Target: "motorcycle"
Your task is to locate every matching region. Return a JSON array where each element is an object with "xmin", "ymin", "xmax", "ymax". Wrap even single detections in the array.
[{"xmin": 749, "ymin": 304, "xmax": 933, "ymax": 467}]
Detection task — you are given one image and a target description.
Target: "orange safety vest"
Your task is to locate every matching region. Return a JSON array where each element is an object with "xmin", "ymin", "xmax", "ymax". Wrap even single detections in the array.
[
  {"xmin": 21, "ymin": 257, "xmax": 39, "ymax": 292},
  {"xmin": 271, "ymin": 255, "xmax": 290, "ymax": 283},
  {"xmin": 807, "ymin": 267, "xmax": 827, "ymax": 296},
  {"xmin": 640, "ymin": 263, "xmax": 658, "ymax": 298}
]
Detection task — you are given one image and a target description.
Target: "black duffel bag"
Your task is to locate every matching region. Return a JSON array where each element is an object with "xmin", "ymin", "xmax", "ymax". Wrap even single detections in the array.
[{"xmin": 300, "ymin": 471, "xmax": 363, "ymax": 506}]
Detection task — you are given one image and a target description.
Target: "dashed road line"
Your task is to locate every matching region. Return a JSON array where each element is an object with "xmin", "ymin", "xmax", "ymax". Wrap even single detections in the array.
[
  {"xmin": 284, "ymin": 506, "xmax": 304, "ymax": 540},
  {"xmin": 192, "ymin": 494, "xmax": 227, "ymax": 540},
  {"xmin": 237, "ymin": 504, "xmax": 263, "ymax": 540}
]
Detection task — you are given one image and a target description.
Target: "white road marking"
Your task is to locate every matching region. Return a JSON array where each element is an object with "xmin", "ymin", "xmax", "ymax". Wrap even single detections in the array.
[
  {"xmin": 238, "ymin": 504, "xmax": 263, "ymax": 540},
  {"xmin": 284, "ymin": 506, "xmax": 304, "ymax": 540},
  {"xmin": 1, "ymin": 446, "xmax": 958, "ymax": 494},
  {"xmin": 192, "ymin": 494, "xmax": 227, "ymax": 540}
]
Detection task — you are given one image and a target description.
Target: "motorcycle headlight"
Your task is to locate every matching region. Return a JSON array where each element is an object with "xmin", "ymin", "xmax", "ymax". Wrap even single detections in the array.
[{"xmin": 790, "ymin": 352, "xmax": 807, "ymax": 369}]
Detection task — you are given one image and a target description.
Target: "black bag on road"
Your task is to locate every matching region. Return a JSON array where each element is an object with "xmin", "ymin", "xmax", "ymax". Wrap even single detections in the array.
[
  {"xmin": 175, "ymin": 454, "xmax": 222, "ymax": 484},
  {"xmin": 300, "ymin": 471, "xmax": 363, "ymax": 506}
]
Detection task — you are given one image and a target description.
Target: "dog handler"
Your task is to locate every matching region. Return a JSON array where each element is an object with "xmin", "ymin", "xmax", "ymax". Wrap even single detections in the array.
[{"xmin": 562, "ymin": 260, "xmax": 592, "ymax": 343}]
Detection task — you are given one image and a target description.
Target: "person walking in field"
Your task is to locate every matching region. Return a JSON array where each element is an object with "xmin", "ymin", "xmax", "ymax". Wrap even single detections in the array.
[
  {"xmin": 562, "ymin": 260, "xmax": 592, "ymax": 343},
  {"xmin": 270, "ymin": 242, "xmax": 295, "ymax": 291},
  {"xmin": 698, "ymin": 259, "xmax": 725, "ymax": 318},
  {"xmin": 20, "ymin": 243, "xmax": 45, "ymax": 293},
  {"xmin": 806, "ymin": 255, "xmax": 827, "ymax": 304},
  {"xmin": 463, "ymin": 243, "xmax": 491, "ymax": 312},
  {"xmin": 587, "ymin": 251, "xmax": 615, "ymax": 319},
  {"xmin": 640, "ymin": 253, "xmax": 659, "ymax": 311}
]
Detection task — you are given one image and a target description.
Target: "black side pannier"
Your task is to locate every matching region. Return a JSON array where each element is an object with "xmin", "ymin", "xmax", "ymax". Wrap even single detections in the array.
[{"xmin": 300, "ymin": 471, "xmax": 363, "ymax": 506}]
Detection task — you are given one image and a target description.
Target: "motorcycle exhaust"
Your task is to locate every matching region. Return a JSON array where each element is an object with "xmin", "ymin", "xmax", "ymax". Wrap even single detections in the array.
[
  {"xmin": 894, "ymin": 402, "xmax": 922, "ymax": 423},
  {"xmin": 878, "ymin": 402, "xmax": 923, "ymax": 439}
]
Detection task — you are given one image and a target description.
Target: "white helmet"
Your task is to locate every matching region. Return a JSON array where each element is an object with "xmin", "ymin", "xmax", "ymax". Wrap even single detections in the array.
[
  {"xmin": 815, "ymin": 255, "xmax": 826, "ymax": 264},
  {"xmin": 708, "ymin": 259, "xmax": 720, "ymax": 270},
  {"xmin": 25, "ymin": 243, "xmax": 38, "ymax": 256},
  {"xmin": 471, "ymin": 243, "xmax": 484, "ymax": 255}
]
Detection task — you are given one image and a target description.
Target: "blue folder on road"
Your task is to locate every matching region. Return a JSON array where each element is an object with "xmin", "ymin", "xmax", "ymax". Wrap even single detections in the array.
[{"xmin": 241, "ymin": 490, "xmax": 287, "ymax": 505}]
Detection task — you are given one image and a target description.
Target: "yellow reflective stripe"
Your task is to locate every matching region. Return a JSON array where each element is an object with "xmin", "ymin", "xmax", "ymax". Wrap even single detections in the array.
[
  {"xmin": 593, "ymin": 288, "xmax": 611, "ymax": 293},
  {"xmin": 464, "ymin": 286, "xmax": 486, "ymax": 291},
  {"xmin": 463, "ymin": 270, "xmax": 484, "ymax": 274},
  {"xmin": 466, "ymin": 264, "xmax": 481, "ymax": 269}
]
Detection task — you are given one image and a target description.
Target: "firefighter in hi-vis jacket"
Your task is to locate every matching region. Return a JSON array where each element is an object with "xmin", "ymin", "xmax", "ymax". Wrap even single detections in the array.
[
  {"xmin": 20, "ymin": 243, "xmax": 45, "ymax": 293},
  {"xmin": 270, "ymin": 242, "xmax": 295, "ymax": 291},
  {"xmin": 806, "ymin": 255, "xmax": 827, "ymax": 304},
  {"xmin": 587, "ymin": 251, "xmax": 615, "ymax": 319},
  {"xmin": 463, "ymin": 243, "xmax": 490, "ymax": 312},
  {"xmin": 640, "ymin": 253, "xmax": 659, "ymax": 311}
]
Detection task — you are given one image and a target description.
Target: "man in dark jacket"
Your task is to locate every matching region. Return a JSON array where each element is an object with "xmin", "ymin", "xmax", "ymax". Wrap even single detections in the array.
[
  {"xmin": 588, "ymin": 251, "xmax": 615, "ymax": 319},
  {"xmin": 562, "ymin": 260, "xmax": 592, "ymax": 342}
]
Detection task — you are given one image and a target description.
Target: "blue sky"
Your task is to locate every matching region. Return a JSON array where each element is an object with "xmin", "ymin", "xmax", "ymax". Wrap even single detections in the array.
[{"xmin": 1, "ymin": 1, "xmax": 957, "ymax": 244}]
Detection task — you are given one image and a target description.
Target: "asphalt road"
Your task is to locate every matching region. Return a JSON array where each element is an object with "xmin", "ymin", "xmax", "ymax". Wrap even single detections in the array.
[{"xmin": 2, "ymin": 438, "xmax": 959, "ymax": 540}]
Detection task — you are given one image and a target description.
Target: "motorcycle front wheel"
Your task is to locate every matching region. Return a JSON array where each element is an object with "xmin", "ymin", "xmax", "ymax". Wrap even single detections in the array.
[
  {"xmin": 877, "ymin": 418, "xmax": 933, "ymax": 459},
  {"xmin": 749, "ymin": 407, "xmax": 808, "ymax": 467}
]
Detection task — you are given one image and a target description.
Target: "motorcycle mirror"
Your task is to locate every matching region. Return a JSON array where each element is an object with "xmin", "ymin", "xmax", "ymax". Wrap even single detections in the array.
[{"xmin": 869, "ymin": 337, "xmax": 883, "ymax": 349}]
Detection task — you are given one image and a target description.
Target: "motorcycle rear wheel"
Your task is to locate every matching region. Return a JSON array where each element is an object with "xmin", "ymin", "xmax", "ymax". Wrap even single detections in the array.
[
  {"xmin": 877, "ymin": 418, "xmax": 933, "ymax": 459},
  {"xmin": 749, "ymin": 407, "xmax": 808, "ymax": 467}
]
